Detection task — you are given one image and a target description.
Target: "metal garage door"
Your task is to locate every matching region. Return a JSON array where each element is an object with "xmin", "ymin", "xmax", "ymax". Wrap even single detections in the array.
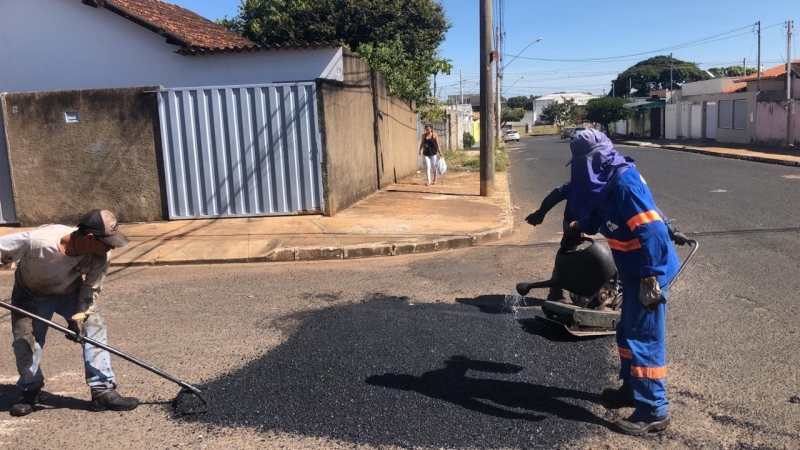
[
  {"xmin": 705, "ymin": 102, "xmax": 717, "ymax": 139},
  {"xmin": 157, "ymin": 83, "xmax": 323, "ymax": 219},
  {"xmin": 0, "ymin": 100, "xmax": 17, "ymax": 224}
]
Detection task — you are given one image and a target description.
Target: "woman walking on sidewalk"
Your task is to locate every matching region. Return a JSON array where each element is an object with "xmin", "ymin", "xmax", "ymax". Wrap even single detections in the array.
[{"xmin": 419, "ymin": 124, "xmax": 442, "ymax": 186}]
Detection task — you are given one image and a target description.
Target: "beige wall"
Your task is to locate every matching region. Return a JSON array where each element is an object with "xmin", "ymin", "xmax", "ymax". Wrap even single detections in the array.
[
  {"xmin": 317, "ymin": 50, "xmax": 417, "ymax": 215},
  {"xmin": 685, "ymin": 91, "xmax": 758, "ymax": 144},
  {"xmin": 0, "ymin": 87, "xmax": 164, "ymax": 226}
]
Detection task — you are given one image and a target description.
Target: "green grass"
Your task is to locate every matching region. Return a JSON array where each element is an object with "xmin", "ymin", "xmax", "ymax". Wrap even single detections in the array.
[{"xmin": 441, "ymin": 147, "xmax": 508, "ymax": 172}]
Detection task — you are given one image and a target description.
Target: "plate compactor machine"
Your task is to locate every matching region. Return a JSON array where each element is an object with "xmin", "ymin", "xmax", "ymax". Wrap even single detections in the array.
[{"xmin": 516, "ymin": 237, "xmax": 698, "ymax": 337}]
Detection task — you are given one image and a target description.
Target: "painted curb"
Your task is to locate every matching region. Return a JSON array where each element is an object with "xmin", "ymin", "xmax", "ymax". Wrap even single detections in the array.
[{"xmin": 619, "ymin": 141, "xmax": 800, "ymax": 168}]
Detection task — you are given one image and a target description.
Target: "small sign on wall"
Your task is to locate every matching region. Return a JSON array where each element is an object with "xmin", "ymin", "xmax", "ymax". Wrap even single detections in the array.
[{"xmin": 64, "ymin": 111, "xmax": 79, "ymax": 123}]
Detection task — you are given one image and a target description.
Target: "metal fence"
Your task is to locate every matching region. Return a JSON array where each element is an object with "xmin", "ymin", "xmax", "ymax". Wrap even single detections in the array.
[
  {"xmin": 0, "ymin": 100, "xmax": 17, "ymax": 224},
  {"xmin": 157, "ymin": 83, "xmax": 324, "ymax": 219}
]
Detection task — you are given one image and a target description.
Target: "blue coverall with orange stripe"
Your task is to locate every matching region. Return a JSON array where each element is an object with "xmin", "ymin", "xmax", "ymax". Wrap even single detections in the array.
[{"xmin": 578, "ymin": 168, "xmax": 680, "ymax": 420}]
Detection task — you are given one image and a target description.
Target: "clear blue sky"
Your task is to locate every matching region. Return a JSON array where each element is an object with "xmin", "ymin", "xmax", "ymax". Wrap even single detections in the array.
[{"xmin": 172, "ymin": 0, "xmax": 798, "ymax": 98}]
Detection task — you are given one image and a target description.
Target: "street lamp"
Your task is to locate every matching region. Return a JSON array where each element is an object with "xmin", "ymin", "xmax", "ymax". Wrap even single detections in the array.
[{"xmin": 497, "ymin": 37, "xmax": 543, "ymax": 137}]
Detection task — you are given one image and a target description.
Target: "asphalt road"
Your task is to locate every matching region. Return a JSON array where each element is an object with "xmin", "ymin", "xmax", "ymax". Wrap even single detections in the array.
[{"xmin": 0, "ymin": 135, "xmax": 797, "ymax": 449}]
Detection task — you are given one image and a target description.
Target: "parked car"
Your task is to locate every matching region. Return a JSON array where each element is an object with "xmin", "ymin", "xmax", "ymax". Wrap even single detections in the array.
[
  {"xmin": 570, "ymin": 127, "xmax": 587, "ymax": 139},
  {"xmin": 560, "ymin": 127, "xmax": 575, "ymax": 139},
  {"xmin": 504, "ymin": 130, "xmax": 520, "ymax": 142}
]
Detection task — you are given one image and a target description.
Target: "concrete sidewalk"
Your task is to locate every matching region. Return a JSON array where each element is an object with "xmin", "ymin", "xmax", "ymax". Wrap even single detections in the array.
[
  {"xmin": 0, "ymin": 172, "xmax": 512, "ymax": 266},
  {"xmin": 618, "ymin": 138, "xmax": 800, "ymax": 167}
]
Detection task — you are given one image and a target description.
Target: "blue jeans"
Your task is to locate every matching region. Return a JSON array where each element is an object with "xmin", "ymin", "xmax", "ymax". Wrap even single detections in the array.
[{"xmin": 11, "ymin": 284, "xmax": 116, "ymax": 391}]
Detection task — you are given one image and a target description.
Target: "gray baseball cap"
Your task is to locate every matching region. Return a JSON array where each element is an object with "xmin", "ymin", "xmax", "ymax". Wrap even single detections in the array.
[{"xmin": 78, "ymin": 209, "xmax": 130, "ymax": 248}]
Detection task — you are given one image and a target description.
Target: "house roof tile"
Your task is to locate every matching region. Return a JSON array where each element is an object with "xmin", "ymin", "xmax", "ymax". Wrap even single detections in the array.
[
  {"xmin": 82, "ymin": 0, "xmax": 341, "ymax": 55},
  {"xmin": 721, "ymin": 82, "xmax": 747, "ymax": 94},
  {"xmin": 738, "ymin": 59, "xmax": 800, "ymax": 82}
]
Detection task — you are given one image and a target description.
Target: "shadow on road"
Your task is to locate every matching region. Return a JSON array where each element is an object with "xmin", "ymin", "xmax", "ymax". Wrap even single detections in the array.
[
  {"xmin": 456, "ymin": 294, "xmax": 545, "ymax": 314},
  {"xmin": 366, "ymin": 355, "xmax": 607, "ymax": 426},
  {"xmin": 0, "ymin": 384, "xmax": 87, "ymax": 413}
]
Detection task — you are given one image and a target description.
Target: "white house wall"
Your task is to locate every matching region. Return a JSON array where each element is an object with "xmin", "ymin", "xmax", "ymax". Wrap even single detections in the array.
[{"xmin": 0, "ymin": 0, "xmax": 343, "ymax": 94}]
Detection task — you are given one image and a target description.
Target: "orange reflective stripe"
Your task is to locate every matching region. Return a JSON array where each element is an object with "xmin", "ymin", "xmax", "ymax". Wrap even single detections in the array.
[
  {"xmin": 631, "ymin": 366, "xmax": 667, "ymax": 379},
  {"xmin": 607, "ymin": 238, "xmax": 642, "ymax": 252},
  {"xmin": 627, "ymin": 210, "xmax": 663, "ymax": 231},
  {"xmin": 618, "ymin": 348, "xmax": 632, "ymax": 359}
]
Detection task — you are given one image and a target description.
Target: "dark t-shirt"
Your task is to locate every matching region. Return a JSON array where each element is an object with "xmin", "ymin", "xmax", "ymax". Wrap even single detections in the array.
[{"xmin": 422, "ymin": 134, "xmax": 439, "ymax": 156}]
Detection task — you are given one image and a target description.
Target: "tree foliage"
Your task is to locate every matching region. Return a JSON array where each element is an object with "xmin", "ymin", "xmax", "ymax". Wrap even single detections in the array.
[
  {"xmin": 584, "ymin": 97, "xmax": 632, "ymax": 132},
  {"xmin": 218, "ymin": 0, "xmax": 451, "ymax": 103},
  {"xmin": 708, "ymin": 66, "xmax": 757, "ymax": 78},
  {"xmin": 506, "ymin": 96, "xmax": 529, "ymax": 109},
  {"xmin": 612, "ymin": 55, "xmax": 710, "ymax": 97},
  {"xmin": 539, "ymin": 97, "xmax": 578, "ymax": 128},
  {"xmin": 501, "ymin": 107, "xmax": 525, "ymax": 124}
]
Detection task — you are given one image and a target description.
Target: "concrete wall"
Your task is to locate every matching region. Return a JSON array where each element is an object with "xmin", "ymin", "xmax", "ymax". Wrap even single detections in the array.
[
  {"xmin": 755, "ymin": 101, "xmax": 788, "ymax": 145},
  {"xmin": 0, "ymin": 0, "xmax": 343, "ymax": 94},
  {"xmin": 317, "ymin": 51, "xmax": 417, "ymax": 215},
  {"xmin": 0, "ymin": 87, "xmax": 164, "ymax": 226},
  {"xmin": 684, "ymin": 91, "xmax": 758, "ymax": 144}
]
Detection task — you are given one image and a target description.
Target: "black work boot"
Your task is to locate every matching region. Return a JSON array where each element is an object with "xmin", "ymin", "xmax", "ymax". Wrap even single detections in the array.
[
  {"xmin": 10, "ymin": 388, "xmax": 42, "ymax": 417},
  {"xmin": 613, "ymin": 413, "xmax": 670, "ymax": 436},
  {"xmin": 601, "ymin": 383, "xmax": 635, "ymax": 409},
  {"xmin": 91, "ymin": 388, "xmax": 139, "ymax": 412}
]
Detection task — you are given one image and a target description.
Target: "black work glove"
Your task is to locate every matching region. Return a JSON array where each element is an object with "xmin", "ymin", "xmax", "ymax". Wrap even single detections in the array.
[
  {"xmin": 670, "ymin": 229, "xmax": 689, "ymax": 246},
  {"xmin": 638, "ymin": 277, "xmax": 666, "ymax": 313},
  {"xmin": 525, "ymin": 210, "xmax": 545, "ymax": 226},
  {"xmin": 66, "ymin": 319, "xmax": 86, "ymax": 343},
  {"xmin": 560, "ymin": 225, "xmax": 582, "ymax": 249}
]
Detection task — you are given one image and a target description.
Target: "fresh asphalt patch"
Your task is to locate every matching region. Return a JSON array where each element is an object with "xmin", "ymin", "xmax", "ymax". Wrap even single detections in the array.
[{"xmin": 176, "ymin": 294, "xmax": 616, "ymax": 448}]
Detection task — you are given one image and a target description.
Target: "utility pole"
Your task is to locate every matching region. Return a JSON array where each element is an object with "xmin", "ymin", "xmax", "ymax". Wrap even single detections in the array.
[
  {"xmin": 629, "ymin": 78, "xmax": 632, "ymax": 98},
  {"xmin": 480, "ymin": 0, "xmax": 494, "ymax": 196},
  {"xmin": 670, "ymin": 52, "xmax": 674, "ymax": 98},
  {"xmin": 757, "ymin": 21, "xmax": 762, "ymax": 91},
  {"xmin": 460, "ymin": 69, "xmax": 464, "ymax": 105},
  {"xmin": 787, "ymin": 20, "xmax": 794, "ymax": 146},
  {"xmin": 495, "ymin": 0, "xmax": 504, "ymax": 140},
  {"xmin": 743, "ymin": 58, "xmax": 746, "ymax": 77}
]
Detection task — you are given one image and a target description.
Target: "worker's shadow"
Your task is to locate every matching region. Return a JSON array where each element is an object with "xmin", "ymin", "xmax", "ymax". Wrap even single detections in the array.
[
  {"xmin": 0, "ymin": 384, "xmax": 87, "ymax": 412},
  {"xmin": 366, "ymin": 356, "xmax": 607, "ymax": 426}
]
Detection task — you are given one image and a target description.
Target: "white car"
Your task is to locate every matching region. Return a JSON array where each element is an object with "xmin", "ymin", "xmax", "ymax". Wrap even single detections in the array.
[{"xmin": 504, "ymin": 130, "xmax": 520, "ymax": 142}]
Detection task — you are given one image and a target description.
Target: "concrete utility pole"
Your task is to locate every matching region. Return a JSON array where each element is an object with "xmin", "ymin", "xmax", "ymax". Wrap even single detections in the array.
[
  {"xmin": 787, "ymin": 20, "xmax": 794, "ymax": 146},
  {"xmin": 670, "ymin": 52, "xmax": 674, "ymax": 95},
  {"xmin": 480, "ymin": 0, "xmax": 495, "ymax": 197},
  {"xmin": 757, "ymin": 21, "xmax": 762, "ymax": 91},
  {"xmin": 495, "ymin": 0, "xmax": 504, "ymax": 140},
  {"xmin": 743, "ymin": 58, "xmax": 746, "ymax": 77},
  {"xmin": 460, "ymin": 69, "xmax": 464, "ymax": 104}
]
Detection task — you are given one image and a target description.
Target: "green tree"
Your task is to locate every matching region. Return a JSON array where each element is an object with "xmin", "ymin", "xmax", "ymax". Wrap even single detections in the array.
[
  {"xmin": 708, "ymin": 66, "xmax": 758, "ymax": 78},
  {"xmin": 506, "ymin": 96, "xmax": 529, "ymax": 109},
  {"xmin": 612, "ymin": 55, "xmax": 710, "ymax": 97},
  {"xmin": 218, "ymin": 0, "xmax": 451, "ymax": 103},
  {"xmin": 539, "ymin": 97, "xmax": 578, "ymax": 128},
  {"xmin": 501, "ymin": 107, "xmax": 525, "ymax": 125},
  {"xmin": 584, "ymin": 97, "xmax": 632, "ymax": 133}
]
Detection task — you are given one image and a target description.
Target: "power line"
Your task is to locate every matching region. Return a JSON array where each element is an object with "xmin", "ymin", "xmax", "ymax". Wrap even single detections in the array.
[{"xmin": 505, "ymin": 23, "xmax": 756, "ymax": 63}]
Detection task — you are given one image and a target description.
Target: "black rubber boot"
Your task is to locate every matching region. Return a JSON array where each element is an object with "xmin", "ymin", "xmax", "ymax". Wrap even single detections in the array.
[
  {"xmin": 91, "ymin": 388, "xmax": 139, "ymax": 412},
  {"xmin": 613, "ymin": 413, "xmax": 670, "ymax": 436},
  {"xmin": 600, "ymin": 383, "xmax": 635, "ymax": 409},
  {"xmin": 10, "ymin": 388, "xmax": 42, "ymax": 417}
]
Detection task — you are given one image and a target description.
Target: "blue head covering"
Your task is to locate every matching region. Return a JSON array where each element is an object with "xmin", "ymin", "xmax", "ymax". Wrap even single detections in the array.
[{"xmin": 567, "ymin": 129, "xmax": 635, "ymax": 220}]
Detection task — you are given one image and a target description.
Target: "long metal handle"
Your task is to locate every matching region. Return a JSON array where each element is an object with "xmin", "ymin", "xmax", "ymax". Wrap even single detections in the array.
[
  {"xmin": 663, "ymin": 239, "xmax": 699, "ymax": 291},
  {"xmin": 0, "ymin": 300, "xmax": 206, "ymax": 403}
]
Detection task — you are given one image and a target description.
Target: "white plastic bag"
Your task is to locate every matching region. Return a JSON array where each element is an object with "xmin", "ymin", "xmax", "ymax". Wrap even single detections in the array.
[{"xmin": 436, "ymin": 157, "xmax": 447, "ymax": 175}]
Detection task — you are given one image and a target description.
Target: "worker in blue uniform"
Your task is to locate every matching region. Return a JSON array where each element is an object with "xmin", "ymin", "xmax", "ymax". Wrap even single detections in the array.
[
  {"xmin": 525, "ymin": 182, "xmax": 687, "ymax": 301},
  {"xmin": 561, "ymin": 129, "xmax": 685, "ymax": 435}
]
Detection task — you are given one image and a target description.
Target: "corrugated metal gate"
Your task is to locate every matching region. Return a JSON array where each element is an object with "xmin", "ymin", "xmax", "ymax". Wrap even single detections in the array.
[
  {"xmin": 0, "ymin": 100, "xmax": 17, "ymax": 224},
  {"xmin": 157, "ymin": 83, "xmax": 324, "ymax": 219}
]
